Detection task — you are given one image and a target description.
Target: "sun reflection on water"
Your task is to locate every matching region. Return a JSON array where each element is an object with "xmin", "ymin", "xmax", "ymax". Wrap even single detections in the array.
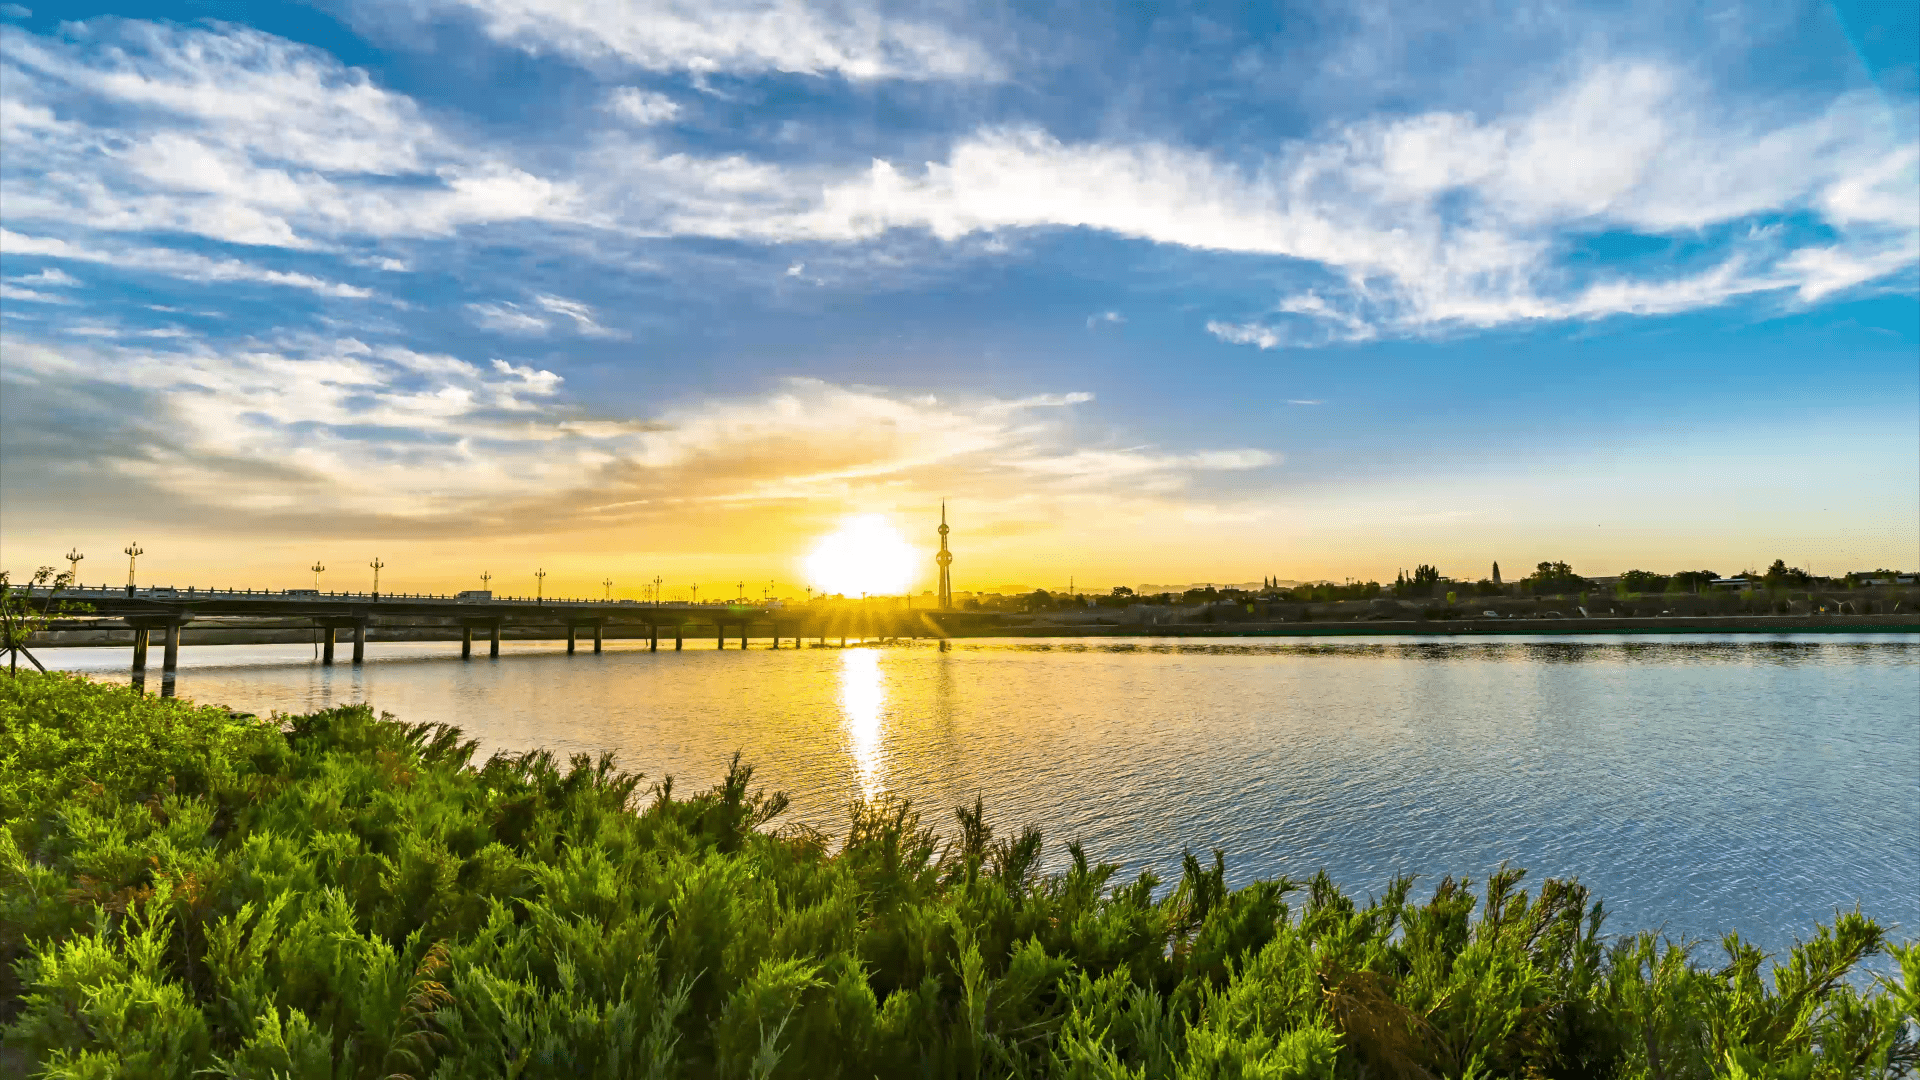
[{"xmin": 839, "ymin": 649, "xmax": 886, "ymax": 800}]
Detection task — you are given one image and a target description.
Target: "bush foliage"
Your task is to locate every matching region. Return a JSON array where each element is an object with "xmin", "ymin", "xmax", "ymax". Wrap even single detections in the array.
[{"xmin": 2, "ymin": 671, "xmax": 1914, "ymax": 1078}]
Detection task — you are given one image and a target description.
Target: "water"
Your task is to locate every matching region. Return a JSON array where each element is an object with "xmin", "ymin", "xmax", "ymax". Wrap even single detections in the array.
[{"xmin": 39, "ymin": 634, "xmax": 1920, "ymax": 958}]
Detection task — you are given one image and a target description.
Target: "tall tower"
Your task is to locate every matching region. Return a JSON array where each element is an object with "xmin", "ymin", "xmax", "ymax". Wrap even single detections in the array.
[{"xmin": 936, "ymin": 501, "xmax": 954, "ymax": 609}]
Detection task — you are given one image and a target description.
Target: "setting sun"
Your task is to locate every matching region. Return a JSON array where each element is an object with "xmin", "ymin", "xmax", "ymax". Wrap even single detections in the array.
[{"xmin": 804, "ymin": 514, "xmax": 918, "ymax": 597}]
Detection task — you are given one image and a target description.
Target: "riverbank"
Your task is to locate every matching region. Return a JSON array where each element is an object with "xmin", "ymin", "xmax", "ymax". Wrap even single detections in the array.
[{"xmin": 3, "ymin": 671, "xmax": 1915, "ymax": 1076}]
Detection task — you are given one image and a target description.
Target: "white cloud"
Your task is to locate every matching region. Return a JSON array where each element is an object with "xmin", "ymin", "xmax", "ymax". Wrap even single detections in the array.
[
  {"xmin": 466, "ymin": 301, "xmax": 550, "ymax": 334},
  {"xmin": 1205, "ymin": 321, "xmax": 1281, "ymax": 350},
  {"xmin": 534, "ymin": 292, "xmax": 624, "ymax": 337},
  {"xmin": 607, "ymin": 86, "xmax": 680, "ymax": 124},
  {"xmin": 426, "ymin": 0, "xmax": 1001, "ymax": 81},
  {"xmin": 2, "ymin": 283, "xmax": 73, "ymax": 303},
  {"xmin": 650, "ymin": 63, "xmax": 1915, "ymax": 341},
  {"xmin": 0, "ymin": 229, "xmax": 373, "ymax": 297},
  {"xmin": 7, "ymin": 266, "xmax": 80, "ymax": 287},
  {"xmin": 1086, "ymin": 310, "xmax": 1124, "ymax": 329},
  {"xmin": 1286, "ymin": 399, "xmax": 1323, "ymax": 406},
  {"xmin": 466, "ymin": 294, "xmax": 625, "ymax": 337},
  {"xmin": 1, "ymin": 20, "xmax": 575, "ymax": 249}
]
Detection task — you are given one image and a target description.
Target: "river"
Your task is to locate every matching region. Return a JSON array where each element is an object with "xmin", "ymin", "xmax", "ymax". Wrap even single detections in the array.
[{"xmin": 40, "ymin": 633, "xmax": 1920, "ymax": 960}]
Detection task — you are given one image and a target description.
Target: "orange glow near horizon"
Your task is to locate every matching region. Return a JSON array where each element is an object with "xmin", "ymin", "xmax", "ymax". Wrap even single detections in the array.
[{"xmin": 804, "ymin": 515, "xmax": 918, "ymax": 597}]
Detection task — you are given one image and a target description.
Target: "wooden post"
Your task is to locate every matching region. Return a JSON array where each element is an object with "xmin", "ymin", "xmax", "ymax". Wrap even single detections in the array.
[
  {"xmin": 593, "ymin": 622, "xmax": 603, "ymax": 653},
  {"xmin": 321, "ymin": 626, "xmax": 336, "ymax": 665},
  {"xmin": 462, "ymin": 625, "xmax": 473, "ymax": 659},
  {"xmin": 568, "ymin": 624, "xmax": 577, "ymax": 655},
  {"xmin": 352, "ymin": 621, "xmax": 366, "ymax": 664},
  {"xmin": 131, "ymin": 626, "xmax": 149, "ymax": 676},
  {"xmin": 489, "ymin": 622, "xmax": 501, "ymax": 658}
]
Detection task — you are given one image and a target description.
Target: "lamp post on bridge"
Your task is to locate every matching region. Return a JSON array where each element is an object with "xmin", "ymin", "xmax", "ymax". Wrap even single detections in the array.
[
  {"xmin": 535, "ymin": 569, "xmax": 547, "ymax": 604},
  {"xmin": 603, "ymin": 578, "xmax": 613, "ymax": 601},
  {"xmin": 480, "ymin": 571, "xmax": 491, "ymax": 596},
  {"xmin": 65, "ymin": 548, "xmax": 83, "ymax": 585},
  {"xmin": 652, "ymin": 576, "xmax": 662, "ymax": 605},
  {"xmin": 123, "ymin": 543, "xmax": 142, "ymax": 597},
  {"xmin": 690, "ymin": 583, "xmax": 698, "ymax": 605},
  {"xmin": 368, "ymin": 557, "xmax": 384, "ymax": 600},
  {"xmin": 311, "ymin": 561, "xmax": 325, "ymax": 590}
]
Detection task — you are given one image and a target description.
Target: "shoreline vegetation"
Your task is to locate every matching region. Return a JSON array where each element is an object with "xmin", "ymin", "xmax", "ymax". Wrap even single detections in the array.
[{"xmin": 3, "ymin": 674, "xmax": 1915, "ymax": 1078}]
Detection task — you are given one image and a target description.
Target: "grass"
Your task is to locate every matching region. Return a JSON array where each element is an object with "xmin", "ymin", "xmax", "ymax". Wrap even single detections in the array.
[{"xmin": 1, "ymin": 670, "xmax": 1914, "ymax": 1078}]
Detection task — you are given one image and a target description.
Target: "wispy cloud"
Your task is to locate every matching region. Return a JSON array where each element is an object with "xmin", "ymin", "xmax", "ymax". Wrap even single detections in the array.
[
  {"xmin": 416, "ymin": 0, "xmax": 1003, "ymax": 81},
  {"xmin": 0, "ymin": 230, "xmax": 373, "ymax": 298},
  {"xmin": 607, "ymin": 86, "xmax": 680, "ymax": 125},
  {"xmin": 1, "ymin": 325, "xmax": 1273, "ymax": 532},
  {"xmin": 655, "ymin": 64, "xmax": 1914, "ymax": 341},
  {"xmin": 467, "ymin": 294, "xmax": 625, "ymax": 337},
  {"xmin": 1086, "ymin": 310, "xmax": 1124, "ymax": 329},
  {"xmin": 466, "ymin": 301, "xmax": 551, "ymax": 334}
]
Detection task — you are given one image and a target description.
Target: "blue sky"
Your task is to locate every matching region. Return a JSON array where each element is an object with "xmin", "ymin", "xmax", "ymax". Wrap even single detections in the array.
[{"xmin": 1, "ymin": 0, "xmax": 1915, "ymax": 594}]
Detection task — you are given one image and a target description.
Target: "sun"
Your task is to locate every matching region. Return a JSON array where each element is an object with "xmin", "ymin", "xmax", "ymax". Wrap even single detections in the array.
[{"xmin": 805, "ymin": 514, "xmax": 918, "ymax": 597}]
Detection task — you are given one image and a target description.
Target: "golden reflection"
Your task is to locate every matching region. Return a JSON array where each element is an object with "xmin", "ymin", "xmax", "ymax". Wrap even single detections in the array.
[{"xmin": 839, "ymin": 649, "xmax": 886, "ymax": 800}]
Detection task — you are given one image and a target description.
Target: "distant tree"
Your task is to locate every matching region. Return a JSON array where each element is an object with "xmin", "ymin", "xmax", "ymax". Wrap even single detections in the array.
[
  {"xmin": 1763, "ymin": 559, "xmax": 1812, "ymax": 589},
  {"xmin": 1524, "ymin": 561, "xmax": 1589, "ymax": 596},
  {"xmin": 1618, "ymin": 570, "xmax": 1669, "ymax": 595},
  {"xmin": 1111, "ymin": 586, "xmax": 1134, "ymax": 598},
  {"xmin": 1412, "ymin": 564, "xmax": 1440, "ymax": 586},
  {"xmin": 1491, "ymin": 561, "xmax": 1501, "ymax": 585},
  {"xmin": 1025, "ymin": 589, "xmax": 1053, "ymax": 612},
  {"xmin": 1667, "ymin": 570, "xmax": 1719, "ymax": 594}
]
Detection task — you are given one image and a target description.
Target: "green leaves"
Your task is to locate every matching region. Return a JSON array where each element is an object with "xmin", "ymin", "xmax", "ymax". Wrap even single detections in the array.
[{"xmin": 2, "ymin": 671, "xmax": 1911, "ymax": 1078}]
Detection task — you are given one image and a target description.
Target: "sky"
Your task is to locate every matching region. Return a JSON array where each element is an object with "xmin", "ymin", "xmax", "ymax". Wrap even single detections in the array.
[{"xmin": 0, "ymin": 0, "xmax": 1915, "ymax": 599}]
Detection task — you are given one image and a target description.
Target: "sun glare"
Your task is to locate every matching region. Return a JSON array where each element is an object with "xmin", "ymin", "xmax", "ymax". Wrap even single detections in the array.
[{"xmin": 805, "ymin": 514, "xmax": 918, "ymax": 597}]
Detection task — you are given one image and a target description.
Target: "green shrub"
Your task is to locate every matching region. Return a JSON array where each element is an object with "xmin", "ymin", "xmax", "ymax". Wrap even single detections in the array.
[{"xmin": 2, "ymin": 672, "xmax": 1914, "ymax": 1078}]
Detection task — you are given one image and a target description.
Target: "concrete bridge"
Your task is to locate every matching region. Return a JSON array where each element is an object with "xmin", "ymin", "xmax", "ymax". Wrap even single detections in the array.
[{"xmin": 35, "ymin": 585, "xmax": 970, "ymax": 694}]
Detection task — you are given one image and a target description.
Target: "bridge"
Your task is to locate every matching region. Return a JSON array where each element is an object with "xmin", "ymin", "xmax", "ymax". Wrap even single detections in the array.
[{"xmin": 31, "ymin": 585, "xmax": 970, "ymax": 694}]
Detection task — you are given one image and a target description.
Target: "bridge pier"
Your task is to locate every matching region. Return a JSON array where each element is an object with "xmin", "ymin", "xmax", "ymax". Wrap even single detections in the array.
[
  {"xmin": 567, "ymin": 624, "xmax": 577, "ymax": 655},
  {"xmin": 321, "ymin": 627, "xmax": 336, "ymax": 665},
  {"xmin": 675, "ymin": 625, "xmax": 683, "ymax": 651},
  {"xmin": 594, "ymin": 622, "xmax": 603, "ymax": 654},
  {"xmin": 131, "ymin": 626, "xmax": 149, "ymax": 678},
  {"xmin": 490, "ymin": 621, "xmax": 501, "ymax": 658},
  {"xmin": 740, "ymin": 625, "xmax": 748, "ymax": 650},
  {"xmin": 462, "ymin": 625, "xmax": 473, "ymax": 659},
  {"xmin": 717, "ymin": 623, "xmax": 725, "ymax": 650},
  {"xmin": 649, "ymin": 623, "xmax": 658, "ymax": 651},
  {"xmin": 352, "ymin": 620, "xmax": 366, "ymax": 665}
]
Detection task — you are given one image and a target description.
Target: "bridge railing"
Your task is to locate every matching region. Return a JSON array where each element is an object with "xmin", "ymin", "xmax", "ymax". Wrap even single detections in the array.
[{"xmin": 40, "ymin": 585, "xmax": 779, "ymax": 609}]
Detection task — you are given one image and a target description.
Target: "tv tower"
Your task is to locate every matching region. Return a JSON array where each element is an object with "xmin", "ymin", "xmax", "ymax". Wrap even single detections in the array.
[{"xmin": 936, "ymin": 501, "xmax": 954, "ymax": 609}]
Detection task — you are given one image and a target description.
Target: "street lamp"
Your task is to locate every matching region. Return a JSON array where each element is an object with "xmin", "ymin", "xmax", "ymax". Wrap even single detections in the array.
[
  {"xmin": 311, "ymin": 561, "xmax": 325, "ymax": 589},
  {"xmin": 603, "ymin": 577, "xmax": 613, "ymax": 601},
  {"xmin": 65, "ymin": 548, "xmax": 83, "ymax": 585},
  {"xmin": 123, "ymin": 542, "xmax": 142, "ymax": 596},
  {"xmin": 535, "ymin": 568, "xmax": 547, "ymax": 603},
  {"xmin": 690, "ymin": 583, "xmax": 698, "ymax": 605},
  {"xmin": 480, "ymin": 571, "xmax": 491, "ymax": 595},
  {"xmin": 652, "ymin": 575, "xmax": 662, "ymax": 605},
  {"xmin": 369, "ymin": 557, "xmax": 385, "ymax": 599}
]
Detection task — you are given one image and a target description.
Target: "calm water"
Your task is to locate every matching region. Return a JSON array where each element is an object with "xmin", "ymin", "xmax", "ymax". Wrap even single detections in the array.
[{"xmin": 42, "ymin": 634, "xmax": 1920, "ymax": 957}]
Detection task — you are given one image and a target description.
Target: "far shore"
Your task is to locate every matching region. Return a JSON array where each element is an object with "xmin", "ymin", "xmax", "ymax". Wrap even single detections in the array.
[{"xmin": 25, "ymin": 612, "xmax": 1917, "ymax": 649}]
